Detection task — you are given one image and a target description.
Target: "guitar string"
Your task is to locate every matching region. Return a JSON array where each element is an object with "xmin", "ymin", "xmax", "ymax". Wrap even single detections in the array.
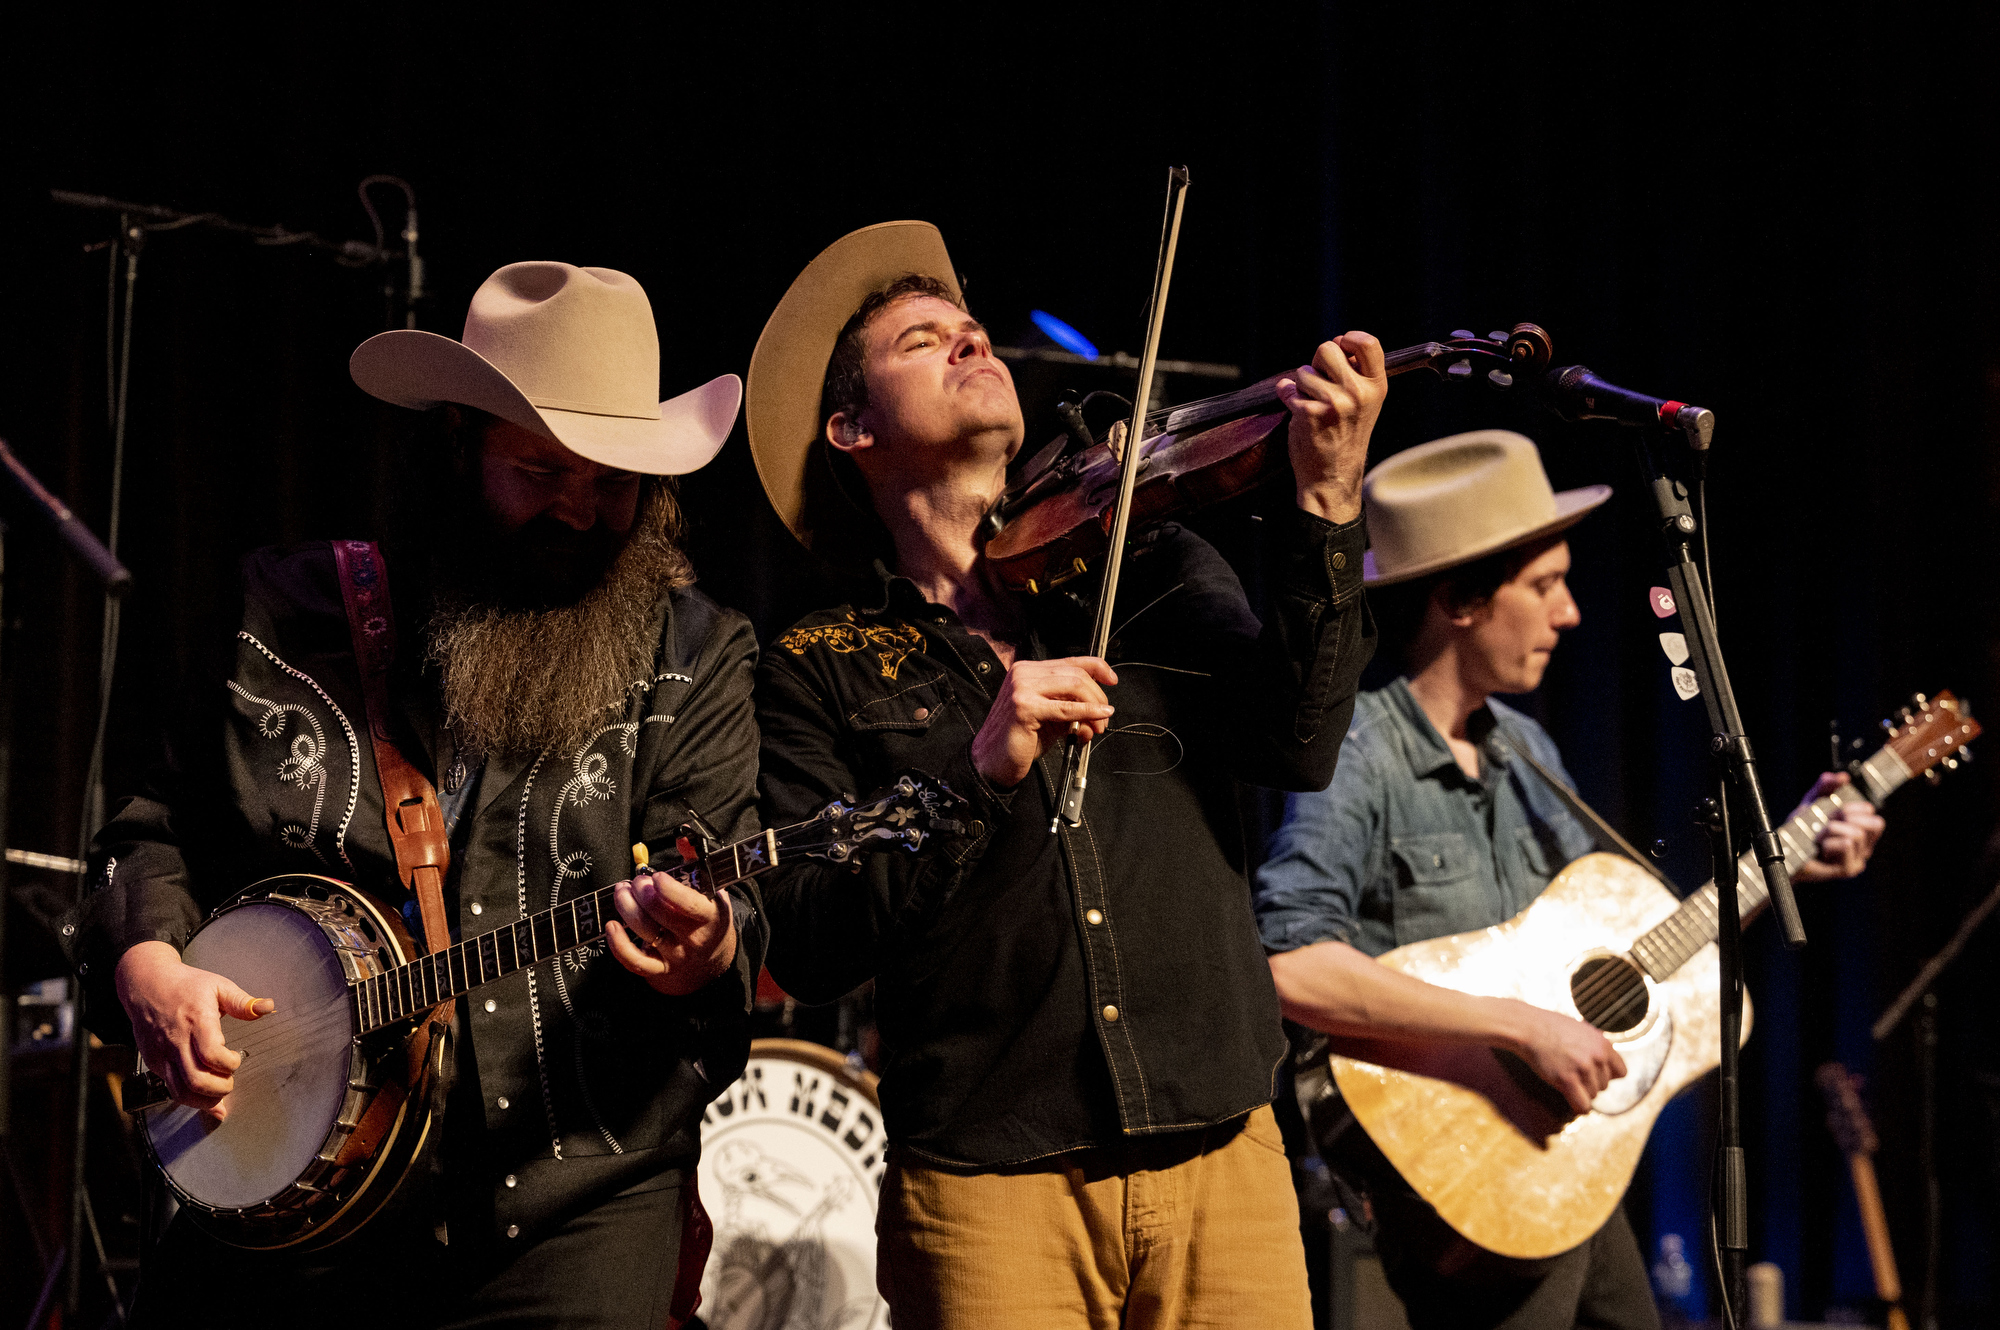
[{"xmin": 1565, "ymin": 790, "xmax": 1844, "ymax": 1024}]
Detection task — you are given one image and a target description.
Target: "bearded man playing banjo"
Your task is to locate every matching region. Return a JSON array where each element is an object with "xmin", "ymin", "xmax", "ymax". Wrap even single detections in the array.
[
  {"xmin": 743, "ymin": 221, "xmax": 1383, "ymax": 1328},
  {"xmin": 1254, "ymin": 432, "xmax": 1885, "ymax": 1330},
  {"xmin": 71, "ymin": 263, "xmax": 761, "ymax": 1327}
]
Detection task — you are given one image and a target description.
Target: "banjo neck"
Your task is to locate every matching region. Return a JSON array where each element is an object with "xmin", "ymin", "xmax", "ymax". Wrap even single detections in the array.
[{"xmin": 355, "ymin": 827, "xmax": 783, "ymax": 1034}]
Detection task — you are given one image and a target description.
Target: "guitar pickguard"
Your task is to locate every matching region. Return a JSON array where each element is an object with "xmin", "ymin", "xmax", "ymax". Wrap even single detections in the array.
[{"xmin": 1594, "ymin": 997, "xmax": 1673, "ymax": 1115}]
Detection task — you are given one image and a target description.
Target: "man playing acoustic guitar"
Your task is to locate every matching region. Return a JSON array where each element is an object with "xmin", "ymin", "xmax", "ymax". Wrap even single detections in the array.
[
  {"xmin": 743, "ymin": 221, "xmax": 1381, "ymax": 1328},
  {"xmin": 1254, "ymin": 431, "xmax": 1885, "ymax": 1330},
  {"xmin": 72, "ymin": 263, "xmax": 758, "ymax": 1327}
]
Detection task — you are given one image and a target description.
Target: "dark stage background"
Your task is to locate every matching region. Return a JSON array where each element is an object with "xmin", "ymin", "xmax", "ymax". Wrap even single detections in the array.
[{"xmin": 3, "ymin": 5, "xmax": 1996, "ymax": 1325}]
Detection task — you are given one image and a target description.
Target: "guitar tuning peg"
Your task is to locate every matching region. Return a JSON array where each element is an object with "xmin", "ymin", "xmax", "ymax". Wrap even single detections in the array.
[
  {"xmin": 1909, "ymin": 692, "xmax": 1929, "ymax": 709},
  {"xmin": 1924, "ymin": 768, "xmax": 1943, "ymax": 786},
  {"xmin": 1849, "ymin": 737, "xmax": 1867, "ymax": 752},
  {"xmin": 1958, "ymin": 747, "xmax": 1975, "ymax": 764},
  {"xmin": 1945, "ymin": 757, "xmax": 1960, "ymax": 770},
  {"xmin": 1882, "ymin": 718, "xmax": 1897, "ymax": 733}
]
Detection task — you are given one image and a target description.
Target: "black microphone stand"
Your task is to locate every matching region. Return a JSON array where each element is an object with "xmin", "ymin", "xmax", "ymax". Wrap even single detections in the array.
[
  {"xmin": 1592, "ymin": 404, "xmax": 1809, "ymax": 1329},
  {"xmin": 38, "ymin": 182, "xmax": 416, "ymax": 1320},
  {"xmin": 0, "ymin": 438, "xmax": 131, "ymax": 1326},
  {"xmin": 1871, "ymin": 860, "xmax": 2000, "ymax": 1330}
]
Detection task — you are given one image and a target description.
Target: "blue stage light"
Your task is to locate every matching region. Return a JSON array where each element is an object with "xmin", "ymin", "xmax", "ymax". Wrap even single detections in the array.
[{"xmin": 1029, "ymin": 310, "xmax": 1100, "ymax": 358}]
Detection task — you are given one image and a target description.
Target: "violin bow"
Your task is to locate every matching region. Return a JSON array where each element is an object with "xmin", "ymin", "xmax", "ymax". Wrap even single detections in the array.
[{"xmin": 1051, "ymin": 165, "xmax": 1190, "ymax": 833}]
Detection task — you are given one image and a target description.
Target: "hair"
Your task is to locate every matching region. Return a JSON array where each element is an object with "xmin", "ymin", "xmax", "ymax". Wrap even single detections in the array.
[
  {"xmin": 1368, "ymin": 536, "xmax": 1558, "ymax": 671},
  {"xmin": 816, "ymin": 272, "xmax": 966, "ymax": 430},
  {"xmin": 801, "ymin": 273, "xmax": 966, "ymax": 576}
]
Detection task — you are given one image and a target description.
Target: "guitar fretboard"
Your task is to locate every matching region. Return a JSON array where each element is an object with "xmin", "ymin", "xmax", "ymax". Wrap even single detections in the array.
[
  {"xmin": 353, "ymin": 829, "xmax": 780, "ymax": 1034},
  {"xmin": 1628, "ymin": 746, "xmax": 1911, "ymax": 981}
]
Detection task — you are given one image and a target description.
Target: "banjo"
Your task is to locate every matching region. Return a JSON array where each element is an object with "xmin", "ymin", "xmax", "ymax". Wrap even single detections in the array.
[{"xmin": 125, "ymin": 773, "xmax": 964, "ymax": 1251}]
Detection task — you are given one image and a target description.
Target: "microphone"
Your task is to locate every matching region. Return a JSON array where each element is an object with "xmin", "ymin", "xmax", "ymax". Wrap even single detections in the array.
[
  {"xmin": 0, "ymin": 437, "xmax": 132, "ymax": 595},
  {"xmin": 1542, "ymin": 364, "xmax": 1715, "ymax": 450}
]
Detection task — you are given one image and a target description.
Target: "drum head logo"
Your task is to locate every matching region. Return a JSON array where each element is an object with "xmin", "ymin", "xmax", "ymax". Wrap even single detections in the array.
[{"xmin": 698, "ymin": 1047, "xmax": 890, "ymax": 1330}]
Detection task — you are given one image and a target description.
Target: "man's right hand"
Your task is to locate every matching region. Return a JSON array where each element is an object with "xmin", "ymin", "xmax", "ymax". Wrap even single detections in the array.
[
  {"xmin": 115, "ymin": 940, "xmax": 273, "ymax": 1122},
  {"xmin": 1507, "ymin": 1001, "xmax": 1627, "ymax": 1116},
  {"xmin": 971, "ymin": 656, "xmax": 1118, "ymax": 789}
]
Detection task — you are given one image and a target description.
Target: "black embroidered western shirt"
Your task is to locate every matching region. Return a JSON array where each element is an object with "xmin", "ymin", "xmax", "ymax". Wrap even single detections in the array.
[
  {"xmin": 70, "ymin": 542, "xmax": 766, "ymax": 1247},
  {"xmin": 756, "ymin": 510, "xmax": 1374, "ymax": 1168}
]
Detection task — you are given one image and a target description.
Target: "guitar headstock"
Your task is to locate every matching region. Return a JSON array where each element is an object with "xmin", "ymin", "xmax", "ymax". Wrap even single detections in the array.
[
  {"xmin": 1815, "ymin": 1061, "xmax": 1879, "ymax": 1158},
  {"xmin": 1392, "ymin": 324, "xmax": 1553, "ymax": 391},
  {"xmin": 812, "ymin": 771, "xmax": 969, "ymax": 865},
  {"xmin": 1881, "ymin": 690, "xmax": 1981, "ymax": 785}
]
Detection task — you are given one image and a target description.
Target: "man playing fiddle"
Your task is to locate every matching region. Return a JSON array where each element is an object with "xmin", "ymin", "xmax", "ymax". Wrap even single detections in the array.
[{"xmin": 744, "ymin": 221, "xmax": 1383, "ymax": 1328}]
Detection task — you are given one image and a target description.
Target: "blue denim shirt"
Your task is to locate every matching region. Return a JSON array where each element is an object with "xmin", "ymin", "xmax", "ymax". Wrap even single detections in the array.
[{"xmin": 1255, "ymin": 677, "xmax": 1599, "ymax": 958}]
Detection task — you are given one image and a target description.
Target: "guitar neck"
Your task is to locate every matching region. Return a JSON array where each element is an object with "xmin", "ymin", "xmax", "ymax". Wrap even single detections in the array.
[
  {"xmin": 1629, "ymin": 745, "xmax": 1912, "ymax": 981},
  {"xmin": 354, "ymin": 828, "xmax": 780, "ymax": 1034}
]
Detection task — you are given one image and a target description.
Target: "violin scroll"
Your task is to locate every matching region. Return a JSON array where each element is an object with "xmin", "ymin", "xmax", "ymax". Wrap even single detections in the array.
[{"xmin": 1393, "ymin": 323, "xmax": 1551, "ymax": 390}]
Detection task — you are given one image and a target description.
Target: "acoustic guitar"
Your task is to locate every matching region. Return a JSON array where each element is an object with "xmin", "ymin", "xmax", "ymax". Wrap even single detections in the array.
[
  {"xmin": 1300, "ymin": 692, "xmax": 1978, "ymax": 1260},
  {"xmin": 1817, "ymin": 1062, "xmax": 1912, "ymax": 1330},
  {"xmin": 125, "ymin": 773, "xmax": 963, "ymax": 1250}
]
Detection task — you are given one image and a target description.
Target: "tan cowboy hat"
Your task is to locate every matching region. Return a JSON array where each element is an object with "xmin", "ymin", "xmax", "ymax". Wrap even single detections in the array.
[
  {"xmin": 745, "ymin": 222, "xmax": 960, "ymax": 550},
  {"xmin": 1363, "ymin": 430, "xmax": 1611, "ymax": 585},
  {"xmin": 350, "ymin": 261, "xmax": 740, "ymax": 476}
]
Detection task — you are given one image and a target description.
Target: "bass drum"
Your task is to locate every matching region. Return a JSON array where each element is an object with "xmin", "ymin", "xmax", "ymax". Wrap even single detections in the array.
[{"xmin": 697, "ymin": 1039, "xmax": 890, "ymax": 1330}]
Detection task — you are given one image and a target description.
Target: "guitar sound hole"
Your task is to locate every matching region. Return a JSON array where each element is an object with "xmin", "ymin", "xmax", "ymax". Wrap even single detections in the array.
[{"xmin": 1571, "ymin": 956, "xmax": 1649, "ymax": 1033}]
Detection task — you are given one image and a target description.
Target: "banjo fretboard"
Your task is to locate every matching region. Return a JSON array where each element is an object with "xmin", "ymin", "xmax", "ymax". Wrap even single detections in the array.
[{"xmin": 354, "ymin": 829, "xmax": 780, "ymax": 1033}]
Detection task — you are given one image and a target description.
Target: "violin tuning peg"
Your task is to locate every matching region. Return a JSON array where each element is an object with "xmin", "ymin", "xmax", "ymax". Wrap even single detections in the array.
[
  {"xmin": 1447, "ymin": 359, "xmax": 1473, "ymax": 378},
  {"xmin": 1487, "ymin": 330, "xmax": 1509, "ymax": 343},
  {"xmin": 1487, "ymin": 369, "xmax": 1515, "ymax": 389},
  {"xmin": 1451, "ymin": 329, "xmax": 1476, "ymax": 340}
]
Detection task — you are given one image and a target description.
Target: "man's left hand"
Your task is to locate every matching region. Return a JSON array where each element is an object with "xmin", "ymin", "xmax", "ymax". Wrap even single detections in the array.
[
  {"xmin": 1280, "ymin": 332, "xmax": 1388, "ymax": 525},
  {"xmin": 1791, "ymin": 771, "xmax": 1886, "ymax": 882},
  {"xmin": 606, "ymin": 869, "xmax": 738, "ymax": 995}
]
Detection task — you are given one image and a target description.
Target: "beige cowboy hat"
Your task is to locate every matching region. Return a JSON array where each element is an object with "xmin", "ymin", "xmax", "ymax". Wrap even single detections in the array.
[
  {"xmin": 1363, "ymin": 430, "xmax": 1611, "ymax": 585},
  {"xmin": 350, "ymin": 261, "xmax": 740, "ymax": 476},
  {"xmin": 745, "ymin": 221, "xmax": 960, "ymax": 551}
]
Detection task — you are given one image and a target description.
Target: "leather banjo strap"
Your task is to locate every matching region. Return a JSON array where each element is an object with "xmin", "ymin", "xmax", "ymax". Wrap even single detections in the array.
[{"xmin": 332, "ymin": 539, "xmax": 452, "ymax": 956}]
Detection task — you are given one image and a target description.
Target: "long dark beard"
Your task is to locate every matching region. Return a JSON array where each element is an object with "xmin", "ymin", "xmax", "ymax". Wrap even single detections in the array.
[{"xmin": 425, "ymin": 484, "xmax": 694, "ymax": 757}]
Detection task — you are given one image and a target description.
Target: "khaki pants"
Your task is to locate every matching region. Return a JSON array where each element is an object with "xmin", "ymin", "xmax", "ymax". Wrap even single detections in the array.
[{"xmin": 877, "ymin": 1105, "xmax": 1313, "ymax": 1330}]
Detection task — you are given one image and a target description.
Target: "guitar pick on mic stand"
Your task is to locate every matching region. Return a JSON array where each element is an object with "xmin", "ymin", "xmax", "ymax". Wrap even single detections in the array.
[{"xmin": 1540, "ymin": 366, "xmax": 1805, "ymax": 1330}]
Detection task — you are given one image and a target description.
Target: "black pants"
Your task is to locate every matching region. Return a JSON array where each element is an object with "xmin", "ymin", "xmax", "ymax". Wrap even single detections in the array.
[
  {"xmin": 130, "ymin": 1171, "xmax": 686, "ymax": 1330},
  {"xmin": 1370, "ymin": 1186, "xmax": 1659, "ymax": 1330}
]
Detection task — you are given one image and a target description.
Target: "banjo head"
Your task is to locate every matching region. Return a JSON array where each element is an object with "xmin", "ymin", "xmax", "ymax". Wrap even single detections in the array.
[{"xmin": 147, "ymin": 895, "xmax": 361, "ymax": 1211}]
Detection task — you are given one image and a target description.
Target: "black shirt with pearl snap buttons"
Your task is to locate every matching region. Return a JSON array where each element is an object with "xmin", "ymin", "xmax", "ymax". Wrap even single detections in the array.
[{"xmin": 756, "ymin": 509, "xmax": 1373, "ymax": 1167}]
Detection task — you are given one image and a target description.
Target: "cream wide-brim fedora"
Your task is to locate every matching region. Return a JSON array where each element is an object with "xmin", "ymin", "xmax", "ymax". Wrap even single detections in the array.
[
  {"xmin": 351, "ymin": 261, "xmax": 740, "ymax": 476},
  {"xmin": 745, "ymin": 222, "xmax": 960, "ymax": 551},
  {"xmin": 1362, "ymin": 430, "xmax": 1611, "ymax": 585}
]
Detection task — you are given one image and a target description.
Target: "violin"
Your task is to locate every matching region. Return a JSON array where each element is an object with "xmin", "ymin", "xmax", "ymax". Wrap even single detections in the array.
[{"xmin": 982, "ymin": 324, "xmax": 1553, "ymax": 594}]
